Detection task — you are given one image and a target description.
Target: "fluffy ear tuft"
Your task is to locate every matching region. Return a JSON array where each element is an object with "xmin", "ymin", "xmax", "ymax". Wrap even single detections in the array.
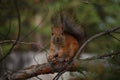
[
  {"xmin": 51, "ymin": 16, "xmax": 55, "ymax": 25},
  {"xmin": 60, "ymin": 12, "xmax": 63, "ymax": 24}
]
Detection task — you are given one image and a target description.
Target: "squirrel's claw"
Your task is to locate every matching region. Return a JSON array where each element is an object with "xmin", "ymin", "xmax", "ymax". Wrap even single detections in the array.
[
  {"xmin": 65, "ymin": 57, "xmax": 70, "ymax": 62},
  {"xmin": 48, "ymin": 55, "xmax": 53, "ymax": 60},
  {"xmin": 48, "ymin": 55, "xmax": 56, "ymax": 62}
]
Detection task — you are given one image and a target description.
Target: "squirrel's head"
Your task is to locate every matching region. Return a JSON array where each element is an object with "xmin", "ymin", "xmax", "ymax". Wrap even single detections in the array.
[{"xmin": 51, "ymin": 26, "xmax": 65, "ymax": 45}]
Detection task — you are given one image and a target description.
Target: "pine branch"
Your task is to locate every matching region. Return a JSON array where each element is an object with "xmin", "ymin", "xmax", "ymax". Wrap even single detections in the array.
[
  {"xmin": 0, "ymin": 40, "xmax": 38, "ymax": 45},
  {"xmin": 82, "ymin": 51, "xmax": 120, "ymax": 61},
  {"xmin": 74, "ymin": 26, "xmax": 120, "ymax": 59},
  {"xmin": 0, "ymin": 62, "xmax": 78, "ymax": 80},
  {"xmin": 0, "ymin": 0, "xmax": 21, "ymax": 62},
  {"xmin": 0, "ymin": 51, "xmax": 119, "ymax": 80}
]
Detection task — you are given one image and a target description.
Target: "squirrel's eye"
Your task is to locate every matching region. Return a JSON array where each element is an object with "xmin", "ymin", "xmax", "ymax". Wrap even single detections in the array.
[
  {"xmin": 61, "ymin": 32, "xmax": 64, "ymax": 35},
  {"xmin": 52, "ymin": 33, "xmax": 54, "ymax": 35}
]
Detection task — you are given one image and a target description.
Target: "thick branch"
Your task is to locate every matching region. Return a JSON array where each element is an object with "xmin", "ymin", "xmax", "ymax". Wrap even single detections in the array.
[
  {"xmin": 2, "ymin": 59, "xmax": 95, "ymax": 80},
  {"xmin": 1, "ymin": 61, "xmax": 79, "ymax": 80},
  {"xmin": 1, "ymin": 51, "xmax": 119, "ymax": 80},
  {"xmin": 74, "ymin": 26, "xmax": 120, "ymax": 59}
]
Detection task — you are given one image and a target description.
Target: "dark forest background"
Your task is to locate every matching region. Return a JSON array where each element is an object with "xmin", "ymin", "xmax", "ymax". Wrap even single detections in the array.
[{"xmin": 0, "ymin": 0, "xmax": 120, "ymax": 80}]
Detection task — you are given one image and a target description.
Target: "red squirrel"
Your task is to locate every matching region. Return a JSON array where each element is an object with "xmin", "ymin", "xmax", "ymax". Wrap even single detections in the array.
[
  {"xmin": 48, "ymin": 26, "xmax": 80, "ymax": 62},
  {"xmin": 48, "ymin": 9, "xmax": 86, "ymax": 62}
]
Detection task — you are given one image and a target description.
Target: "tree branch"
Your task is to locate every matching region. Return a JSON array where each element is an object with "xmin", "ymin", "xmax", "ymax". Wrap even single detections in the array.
[
  {"xmin": 0, "ymin": 51, "xmax": 119, "ymax": 80},
  {"xmin": 0, "ymin": 60, "xmax": 81, "ymax": 80},
  {"xmin": 20, "ymin": 7, "xmax": 49, "ymax": 41},
  {"xmin": 108, "ymin": 33, "xmax": 120, "ymax": 42},
  {"xmin": 0, "ymin": 0, "xmax": 21, "ymax": 62},
  {"xmin": 52, "ymin": 26, "xmax": 120, "ymax": 80},
  {"xmin": 4, "ymin": 16, "xmax": 12, "ymax": 40},
  {"xmin": 82, "ymin": 51, "xmax": 120, "ymax": 61},
  {"xmin": 0, "ymin": 40, "xmax": 38, "ymax": 45},
  {"xmin": 74, "ymin": 26, "xmax": 120, "ymax": 59},
  {"xmin": 1, "ymin": 27, "xmax": 119, "ymax": 79}
]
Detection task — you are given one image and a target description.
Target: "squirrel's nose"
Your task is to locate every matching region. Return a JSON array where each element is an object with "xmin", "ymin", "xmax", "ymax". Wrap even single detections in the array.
[{"xmin": 56, "ymin": 37, "xmax": 60, "ymax": 42}]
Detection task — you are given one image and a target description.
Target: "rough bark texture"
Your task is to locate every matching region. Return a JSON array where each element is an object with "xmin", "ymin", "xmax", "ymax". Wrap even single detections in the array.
[{"xmin": 1, "ymin": 59, "xmax": 108, "ymax": 80}]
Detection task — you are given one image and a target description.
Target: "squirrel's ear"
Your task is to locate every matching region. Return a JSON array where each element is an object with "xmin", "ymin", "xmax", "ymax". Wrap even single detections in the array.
[
  {"xmin": 51, "ymin": 17, "xmax": 54, "ymax": 25},
  {"xmin": 51, "ymin": 26, "xmax": 54, "ymax": 30},
  {"xmin": 60, "ymin": 13, "xmax": 63, "ymax": 24},
  {"xmin": 61, "ymin": 25, "xmax": 64, "ymax": 31},
  {"xmin": 60, "ymin": 15, "xmax": 64, "ymax": 29}
]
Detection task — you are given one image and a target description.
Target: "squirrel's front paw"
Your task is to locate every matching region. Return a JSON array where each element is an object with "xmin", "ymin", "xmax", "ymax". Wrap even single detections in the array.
[
  {"xmin": 48, "ymin": 55, "xmax": 54, "ymax": 61},
  {"xmin": 65, "ymin": 57, "xmax": 71, "ymax": 62},
  {"xmin": 48, "ymin": 55, "xmax": 55, "ymax": 61}
]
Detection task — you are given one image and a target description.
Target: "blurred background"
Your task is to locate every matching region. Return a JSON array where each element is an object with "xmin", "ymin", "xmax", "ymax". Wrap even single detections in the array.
[{"xmin": 0, "ymin": 0, "xmax": 120, "ymax": 80}]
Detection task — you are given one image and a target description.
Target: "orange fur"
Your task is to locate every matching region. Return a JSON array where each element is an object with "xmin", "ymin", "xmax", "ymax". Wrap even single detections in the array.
[{"xmin": 48, "ymin": 26, "xmax": 80, "ymax": 62}]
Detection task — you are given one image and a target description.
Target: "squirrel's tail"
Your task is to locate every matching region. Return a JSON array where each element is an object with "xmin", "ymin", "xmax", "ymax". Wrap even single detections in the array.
[
  {"xmin": 51, "ymin": 9, "xmax": 87, "ymax": 44},
  {"xmin": 60, "ymin": 11, "xmax": 87, "ymax": 44}
]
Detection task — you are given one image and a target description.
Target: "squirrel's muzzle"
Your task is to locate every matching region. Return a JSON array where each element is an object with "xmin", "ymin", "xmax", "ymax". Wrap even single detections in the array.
[
  {"xmin": 56, "ymin": 37, "xmax": 60, "ymax": 42},
  {"xmin": 54, "ymin": 37, "xmax": 62, "ymax": 43},
  {"xmin": 52, "ymin": 36, "xmax": 64, "ymax": 45}
]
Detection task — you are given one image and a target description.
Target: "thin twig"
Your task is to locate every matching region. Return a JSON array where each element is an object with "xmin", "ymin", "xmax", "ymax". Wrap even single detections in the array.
[
  {"xmin": 108, "ymin": 34, "xmax": 120, "ymax": 42},
  {"xmin": 36, "ymin": 76, "xmax": 42, "ymax": 80},
  {"xmin": 20, "ymin": 8, "xmax": 49, "ymax": 41},
  {"xmin": 0, "ymin": 40, "xmax": 38, "ymax": 45},
  {"xmin": 74, "ymin": 26, "xmax": 120, "ymax": 59},
  {"xmin": 32, "ymin": 43, "xmax": 49, "ymax": 69},
  {"xmin": 82, "ymin": 51, "xmax": 120, "ymax": 61},
  {"xmin": 61, "ymin": 75, "xmax": 64, "ymax": 80},
  {"xmin": 0, "ymin": 32, "xmax": 5, "ymax": 38},
  {"xmin": 0, "ymin": 45, "xmax": 3, "ymax": 55},
  {"xmin": 0, "ymin": 0, "xmax": 21, "ymax": 62},
  {"xmin": 53, "ymin": 61, "xmax": 73, "ymax": 80},
  {"xmin": 113, "ymin": 31, "xmax": 120, "ymax": 34},
  {"xmin": 5, "ymin": 16, "xmax": 12, "ymax": 40},
  {"xmin": 53, "ymin": 70, "xmax": 66, "ymax": 80}
]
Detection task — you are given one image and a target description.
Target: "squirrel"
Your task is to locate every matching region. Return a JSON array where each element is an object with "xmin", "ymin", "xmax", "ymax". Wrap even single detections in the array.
[
  {"xmin": 48, "ymin": 8, "xmax": 86, "ymax": 63},
  {"xmin": 49, "ymin": 26, "xmax": 80, "ymax": 62}
]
